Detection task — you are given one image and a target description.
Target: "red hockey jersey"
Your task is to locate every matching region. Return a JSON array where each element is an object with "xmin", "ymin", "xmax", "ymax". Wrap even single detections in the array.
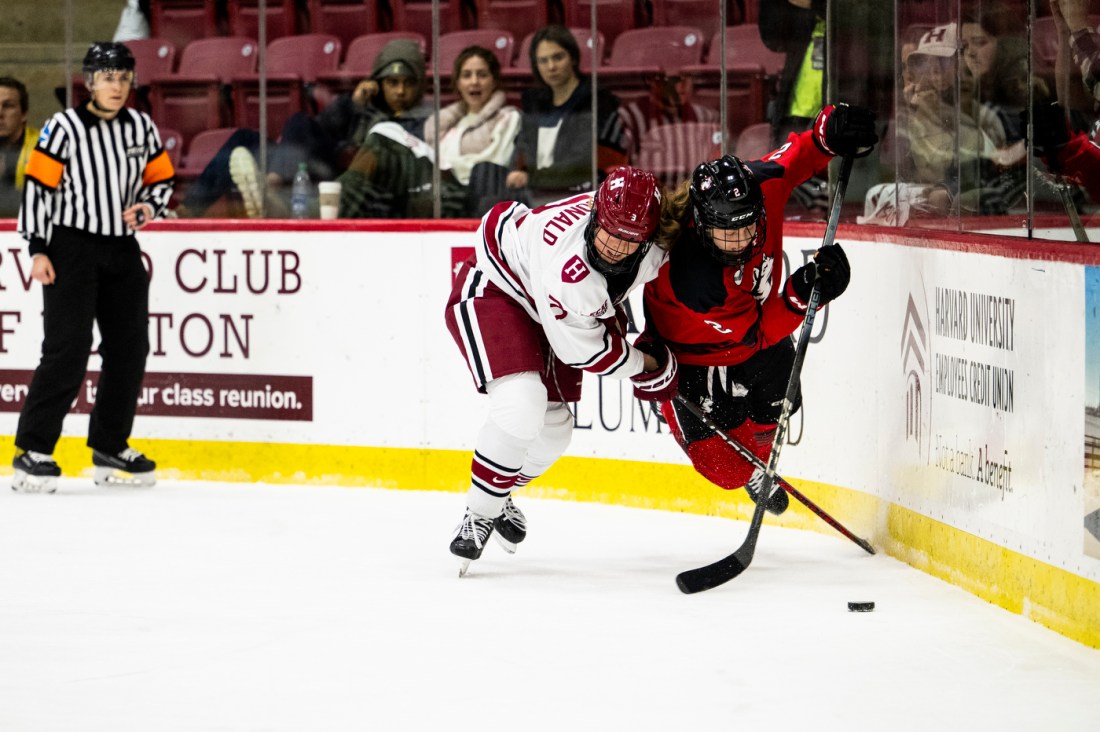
[{"xmin": 642, "ymin": 129, "xmax": 833, "ymax": 366}]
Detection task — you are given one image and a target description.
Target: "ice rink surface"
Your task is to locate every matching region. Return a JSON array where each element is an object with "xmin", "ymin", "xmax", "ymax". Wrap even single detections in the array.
[{"xmin": 1, "ymin": 480, "xmax": 1097, "ymax": 732}]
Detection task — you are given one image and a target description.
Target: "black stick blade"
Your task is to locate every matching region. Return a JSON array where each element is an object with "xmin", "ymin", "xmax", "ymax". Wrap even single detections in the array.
[{"xmin": 675, "ymin": 548, "xmax": 751, "ymax": 594}]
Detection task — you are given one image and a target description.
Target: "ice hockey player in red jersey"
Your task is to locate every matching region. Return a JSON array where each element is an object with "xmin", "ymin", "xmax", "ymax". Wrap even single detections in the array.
[
  {"xmin": 639, "ymin": 104, "xmax": 877, "ymax": 515},
  {"xmin": 444, "ymin": 166, "xmax": 678, "ymax": 574}
]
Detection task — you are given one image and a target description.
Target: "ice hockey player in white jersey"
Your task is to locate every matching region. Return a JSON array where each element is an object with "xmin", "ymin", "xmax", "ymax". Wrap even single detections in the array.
[{"xmin": 444, "ymin": 166, "xmax": 680, "ymax": 574}]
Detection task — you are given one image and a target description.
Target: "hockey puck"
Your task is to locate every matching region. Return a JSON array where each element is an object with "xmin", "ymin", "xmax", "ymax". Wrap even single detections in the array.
[{"xmin": 847, "ymin": 601, "xmax": 875, "ymax": 612}]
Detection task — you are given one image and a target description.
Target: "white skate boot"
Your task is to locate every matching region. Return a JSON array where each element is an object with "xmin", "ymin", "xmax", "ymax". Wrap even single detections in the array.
[
  {"xmin": 92, "ymin": 448, "xmax": 156, "ymax": 487},
  {"xmin": 12, "ymin": 449, "xmax": 61, "ymax": 493}
]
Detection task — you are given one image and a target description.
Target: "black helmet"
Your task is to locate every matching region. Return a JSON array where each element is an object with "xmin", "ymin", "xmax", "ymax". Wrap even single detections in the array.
[
  {"xmin": 83, "ymin": 42, "xmax": 136, "ymax": 74},
  {"xmin": 689, "ymin": 155, "xmax": 766, "ymax": 266}
]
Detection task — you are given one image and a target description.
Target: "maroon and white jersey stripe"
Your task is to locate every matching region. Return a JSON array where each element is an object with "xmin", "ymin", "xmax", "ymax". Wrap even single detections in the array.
[{"xmin": 473, "ymin": 195, "xmax": 666, "ymax": 379}]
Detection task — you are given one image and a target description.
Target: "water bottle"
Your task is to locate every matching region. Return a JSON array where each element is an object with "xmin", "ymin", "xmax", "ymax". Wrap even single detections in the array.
[{"xmin": 291, "ymin": 163, "xmax": 311, "ymax": 219}]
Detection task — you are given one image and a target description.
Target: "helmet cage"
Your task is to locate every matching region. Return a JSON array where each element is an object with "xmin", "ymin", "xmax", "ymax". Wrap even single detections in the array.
[
  {"xmin": 584, "ymin": 212, "xmax": 653, "ymax": 276},
  {"xmin": 690, "ymin": 156, "xmax": 766, "ymax": 266}
]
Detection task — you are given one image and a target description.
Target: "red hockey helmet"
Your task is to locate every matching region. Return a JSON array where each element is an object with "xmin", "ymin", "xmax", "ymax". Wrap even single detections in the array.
[{"xmin": 586, "ymin": 166, "xmax": 662, "ymax": 275}]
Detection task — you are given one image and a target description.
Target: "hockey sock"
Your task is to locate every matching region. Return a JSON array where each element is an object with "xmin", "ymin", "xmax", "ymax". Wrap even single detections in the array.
[
  {"xmin": 685, "ymin": 421, "xmax": 759, "ymax": 491},
  {"xmin": 514, "ymin": 402, "xmax": 573, "ymax": 487},
  {"xmin": 467, "ymin": 373, "xmax": 548, "ymax": 518}
]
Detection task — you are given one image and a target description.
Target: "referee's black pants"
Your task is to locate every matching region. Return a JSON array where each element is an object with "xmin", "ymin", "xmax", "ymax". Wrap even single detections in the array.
[{"xmin": 16, "ymin": 226, "xmax": 150, "ymax": 456}]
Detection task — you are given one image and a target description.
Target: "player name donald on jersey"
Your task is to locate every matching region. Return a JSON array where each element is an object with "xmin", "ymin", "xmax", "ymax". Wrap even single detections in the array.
[{"xmin": 475, "ymin": 194, "xmax": 667, "ymax": 380}]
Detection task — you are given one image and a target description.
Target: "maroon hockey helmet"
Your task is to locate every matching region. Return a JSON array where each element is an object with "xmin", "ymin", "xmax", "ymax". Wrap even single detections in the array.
[{"xmin": 586, "ymin": 166, "xmax": 662, "ymax": 276}]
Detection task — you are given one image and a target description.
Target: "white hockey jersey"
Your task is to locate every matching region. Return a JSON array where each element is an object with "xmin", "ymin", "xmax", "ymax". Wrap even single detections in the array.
[{"xmin": 475, "ymin": 194, "xmax": 667, "ymax": 380}]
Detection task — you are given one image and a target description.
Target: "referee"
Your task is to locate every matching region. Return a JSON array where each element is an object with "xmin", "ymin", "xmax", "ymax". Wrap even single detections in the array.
[{"xmin": 12, "ymin": 42, "xmax": 174, "ymax": 493}]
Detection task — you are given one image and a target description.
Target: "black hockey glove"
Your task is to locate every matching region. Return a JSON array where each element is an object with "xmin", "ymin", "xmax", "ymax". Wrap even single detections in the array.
[
  {"xmin": 786, "ymin": 244, "xmax": 851, "ymax": 309},
  {"xmin": 813, "ymin": 103, "xmax": 879, "ymax": 158},
  {"xmin": 631, "ymin": 334, "xmax": 679, "ymax": 403}
]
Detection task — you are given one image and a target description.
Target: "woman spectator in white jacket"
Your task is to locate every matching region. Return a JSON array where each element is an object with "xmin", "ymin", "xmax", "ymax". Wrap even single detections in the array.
[{"xmin": 422, "ymin": 46, "xmax": 521, "ymax": 217}]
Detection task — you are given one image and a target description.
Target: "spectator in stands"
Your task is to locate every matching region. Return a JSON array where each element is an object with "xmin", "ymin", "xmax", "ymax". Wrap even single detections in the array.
[
  {"xmin": 759, "ymin": 0, "xmax": 828, "ymax": 216},
  {"xmin": 418, "ymin": 46, "xmax": 521, "ymax": 218},
  {"xmin": 858, "ymin": 23, "xmax": 1005, "ymax": 224},
  {"xmin": 956, "ymin": 10, "xmax": 1040, "ymax": 214},
  {"xmin": 0, "ymin": 77, "xmax": 37, "ymax": 218},
  {"xmin": 1050, "ymin": 0, "xmax": 1100, "ymax": 110},
  {"xmin": 112, "ymin": 0, "xmax": 150, "ymax": 42},
  {"xmin": 505, "ymin": 25, "xmax": 628, "ymax": 208},
  {"xmin": 336, "ymin": 39, "xmax": 437, "ymax": 218},
  {"xmin": 618, "ymin": 70, "xmax": 719, "ymax": 158},
  {"xmin": 175, "ymin": 38, "xmax": 428, "ymax": 218}
]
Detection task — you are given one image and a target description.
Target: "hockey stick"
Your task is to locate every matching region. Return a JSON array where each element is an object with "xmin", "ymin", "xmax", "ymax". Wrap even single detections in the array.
[
  {"xmin": 673, "ymin": 395, "xmax": 875, "ymax": 555},
  {"xmin": 676, "ymin": 155, "xmax": 854, "ymax": 594}
]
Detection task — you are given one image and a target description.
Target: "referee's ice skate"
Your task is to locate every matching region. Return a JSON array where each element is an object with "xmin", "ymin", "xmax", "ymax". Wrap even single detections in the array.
[
  {"xmin": 92, "ymin": 448, "xmax": 156, "ymax": 487},
  {"xmin": 11, "ymin": 450, "xmax": 62, "ymax": 493}
]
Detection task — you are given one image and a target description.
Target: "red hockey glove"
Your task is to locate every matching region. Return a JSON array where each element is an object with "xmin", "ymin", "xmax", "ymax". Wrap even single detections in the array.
[
  {"xmin": 813, "ymin": 103, "xmax": 878, "ymax": 158},
  {"xmin": 631, "ymin": 336, "xmax": 679, "ymax": 403},
  {"xmin": 785, "ymin": 244, "xmax": 851, "ymax": 310}
]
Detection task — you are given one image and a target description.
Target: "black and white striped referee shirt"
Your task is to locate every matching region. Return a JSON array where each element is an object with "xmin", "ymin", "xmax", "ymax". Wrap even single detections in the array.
[{"xmin": 18, "ymin": 104, "xmax": 175, "ymax": 255}]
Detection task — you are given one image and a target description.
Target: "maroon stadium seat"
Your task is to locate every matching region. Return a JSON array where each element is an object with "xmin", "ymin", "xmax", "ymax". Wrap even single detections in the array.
[
  {"xmin": 389, "ymin": 0, "xmax": 470, "ymax": 38},
  {"xmin": 227, "ymin": 0, "xmax": 299, "ymax": 41},
  {"xmin": 149, "ymin": 0, "xmax": 217, "ymax": 51},
  {"xmin": 437, "ymin": 30, "xmax": 516, "ymax": 71},
  {"xmin": 308, "ymin": 0, "xmax": 380, "ymax": 51},
  {"xmin": 635, "ymin": 121, "xmax": 722, "ymax": 187},
  {"xmin": 477, "ymin": 0, "xmax": 549, "ymax": 51},
  {"xmin": 708, "ymin": 24, "xmax": 784, "ymax": 77},
  {"xmin": 124, "ymin": 39, "xmax": 178, "ymax": 79},
  {"xmin": 608, "ymin": 26, "xmax": 706, "ymax": 69},
  {"xmin": 562, "ymin": 0, "xmax": 642, "ymax": 49}
]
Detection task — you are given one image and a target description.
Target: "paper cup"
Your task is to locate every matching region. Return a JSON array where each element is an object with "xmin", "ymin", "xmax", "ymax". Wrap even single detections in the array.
[{"xmin": 318, "ymin": 181, "xmax": 341, "ymax": 219}]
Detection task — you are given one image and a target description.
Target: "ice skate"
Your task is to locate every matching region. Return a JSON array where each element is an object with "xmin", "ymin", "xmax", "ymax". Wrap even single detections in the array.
[
  {"xmin": 493, "ymin": 496, "xmax": 527, "ymax": 554},
  {"xmin": 450, "ymin": 509, "xmax": 495, "ymax": 576},
  {"xmin": 11, "ymin": 449, "xmax": 61, "ymax": 493},
  {"xmin": 744, "ymin": 467, "xmax": 789, "ymax": 515},
  {"xmin": 229, "ymin": 146, "xmax": 264, "ymax": 218},
  {"xmin": 92, "ymin": 448, "xmax": 156, "ymax": 487}
]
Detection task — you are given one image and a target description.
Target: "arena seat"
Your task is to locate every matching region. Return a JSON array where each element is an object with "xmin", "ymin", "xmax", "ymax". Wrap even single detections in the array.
[
  {"xmin": 124, "ymin": 39, "xmax": 178, "ymax": 79},
  {"xmin": 308, "ymin": 0, "xmax": 380, "ymax": 50},
  {"xmin": 437, "ymin": 30, "xmax": 516, "ymax": 71},
  {"xmin": 265, "ymin": 34, "xmax": 343, "ymax": 82},
  {"xmin": 608, "ymin": 26, "xmax": 706, "ymax": 69},
  {"xmin": 149, "ymin": 38, "xmax": 259, "ymax": 148},
  {"xmin": 149, "ymin": 0, "xmax": 218, "ymax": 51},
  {"xmin": 476, "ymin": 0, "xmax": 549, "ymax": 50},
  {"xmin": 389, "ymin": 0, "xmax": 471, "ymax": 37},
  {"xmin": 634, "ymin": 121, "xmax": 723, "ymax": 187},
  {"xmin": 651, "ymin": 0, "xmax": 745, "ymax": 43},
  {"xmin": 734, "ymin": 121, "xmax": 773, "ymax": 160},
  {"xmin": 231, "ymin": 76, "xmax": 304, "ymax": 137},
  {"xmin": 227, "ymin": 0, "xmax": 299, "ymax": 41},
  {"xmin": 561, "ymin": 0, "xmax": 641, "ymax": 49},
  {"xmin": 159, "ymin": 128, "xmax": 184, "ymax": 168},
  {"xmin": 708, "ymin": 24, "xmax": 784, "ymax": 76}
]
